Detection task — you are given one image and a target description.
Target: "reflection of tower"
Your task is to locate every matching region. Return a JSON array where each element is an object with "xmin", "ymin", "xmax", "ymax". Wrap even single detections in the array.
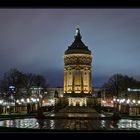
[{"xmin": 64, "ymin": 27, "xmax": 93, "ymax": 94}]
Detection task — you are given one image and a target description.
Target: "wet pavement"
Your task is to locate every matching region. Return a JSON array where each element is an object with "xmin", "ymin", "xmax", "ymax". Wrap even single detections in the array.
[
  {"xmin": 0, "ymin": 118, "xmax": 140, "ymax": 130},
  {"xmin": 0, "ymin": 107, "xmax": 140, "ymax": 131}
]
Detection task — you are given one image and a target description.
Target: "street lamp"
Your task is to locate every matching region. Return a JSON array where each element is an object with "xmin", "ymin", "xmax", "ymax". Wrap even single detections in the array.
[
  {"xmin": 50, "ymin": 99, "xmax": 55, "ymax": 106},
  {"xmin": 21, "ymin": 98, "xmax": 25, "ymax": 103},
  {"xmin": 113, "ymin": 98, "xmax": 116, "ymax": 102},
  {"xmin": 16, "ymin": 99, "xmax": 19, "ymax": 103},
  {"xmin": 117, "ymin": 99, "xmax": 120, "ymax": 102},
  {"xmin": 132, "ymin": 100, "xmax": 136, "ymax": 104},
  {"xmin": 0, "ymin": 99, "xmax": 3, "ymax": 104},
  {"xmin": 126, "ymin": 99, "xmax": 130, "ymax": 104},
  {"xmin": 27, "ymin": 98, "xmax": 30, "ymax": 103}
]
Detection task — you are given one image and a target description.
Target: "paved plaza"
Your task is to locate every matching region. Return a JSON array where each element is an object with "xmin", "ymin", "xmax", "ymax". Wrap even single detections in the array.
[{"xmin": 59, "ymin": 106, "xmax": 98, "ymax": 113}]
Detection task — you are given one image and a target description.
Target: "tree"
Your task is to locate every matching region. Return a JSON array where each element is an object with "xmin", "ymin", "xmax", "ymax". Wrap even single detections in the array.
[
  {"xmin": 0, "ymin": 68, "xmax": 25, "ymax": 100},
  {"xmin": 33, "ymin": 74, "xmax": 46, "ymax": 87},
  {"xmin": 103, "ymin": 73, "xmax": 139, "ymax": 98},
  {"xmin": 0, "ymin": 68, "xmax": 47, "ymax": 100},
  {"xmin": 22, "ymin": 73, "xmax": 36, "ymax": 98},
  {"xmin": 21, "ymin": 73, "xmax": 47, "ymax": 108}
]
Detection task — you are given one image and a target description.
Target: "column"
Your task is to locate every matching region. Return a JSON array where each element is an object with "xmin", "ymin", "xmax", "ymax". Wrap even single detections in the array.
[
  {"xmin": 68, "ymin": 98, "xmax": 71, "ymax": 106},
  {"xmin": 89, "ymin": 69, "xmax": 92, "ymax": 93},
  {"xmin": 72, "ymin": 69, "xmax": 75, "ymax": 93},
  {"xmin": 64, "ymin": 69, "xmax": 67, "ymax": 93},
  {"xmin": 81, "ymin": 69, "xmax": 84, "ymax": 93}
]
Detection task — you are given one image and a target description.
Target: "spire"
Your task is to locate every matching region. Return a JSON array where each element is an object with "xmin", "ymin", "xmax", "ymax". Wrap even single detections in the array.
[{"xmin": 74, "ymin": 25, "xmax": 82, "ymax": 40}]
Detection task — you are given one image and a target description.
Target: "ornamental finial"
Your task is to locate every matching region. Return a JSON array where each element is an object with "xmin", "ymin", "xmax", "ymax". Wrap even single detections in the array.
[{"xmin": 74, "ymin": 25, "xmax": 81, "ymax": 39}]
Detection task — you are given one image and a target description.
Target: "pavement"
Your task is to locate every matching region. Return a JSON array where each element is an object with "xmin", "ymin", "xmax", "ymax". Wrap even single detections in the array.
[{"xmin": 59, "ymin": 106, "xmax": 98, "ymax": 113}]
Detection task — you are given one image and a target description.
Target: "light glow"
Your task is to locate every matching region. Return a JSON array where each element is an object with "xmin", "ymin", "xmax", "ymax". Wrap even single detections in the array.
[
  {"xmin": 132, "ymin": 100, "xmax": 136, "ymax": 104},
  {"xmin": 113, "ymin": 98, "xmax": 116, "ymax": 101},
  {"xmin": 117, "ymin": 99, "xmax": 120, "ymax": 102},
  {"xmin": 21, "ymin": 99, "xmax": 24, "ymax": 103},
  {"xmin": 127, "ymin": 88, "xmax": 140, "ymax": 92},
  {"xmin": 16, "ymin": 100, "xmax": 19, "ymax": 103},
  {"xmin": 126, "ymin": 99, "xmax": 130, "ymax": 104},
  {"xmin": 0, "ymin": 100, "xmax": 3, "ymax": 104},
  {"xmin": 27, "ymin": 98, "xmax": 30, "ymax": 103}
]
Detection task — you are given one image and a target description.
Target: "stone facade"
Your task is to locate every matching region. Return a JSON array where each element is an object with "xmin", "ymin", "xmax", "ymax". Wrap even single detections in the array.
[{"xmin": 64, "ymin": 54, "xmax": 92, "ymax": 94}]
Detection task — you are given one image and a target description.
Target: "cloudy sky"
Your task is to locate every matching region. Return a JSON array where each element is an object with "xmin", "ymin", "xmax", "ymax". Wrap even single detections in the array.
[{"xmin": 0, "ymin": 9, "xmax": 140, "ymax": 87}]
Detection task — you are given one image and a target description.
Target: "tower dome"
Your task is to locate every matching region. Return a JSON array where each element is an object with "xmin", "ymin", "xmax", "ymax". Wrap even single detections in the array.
[{"xmin": 65, "ymin": 27, "xmax": 91, "ymax": 55}]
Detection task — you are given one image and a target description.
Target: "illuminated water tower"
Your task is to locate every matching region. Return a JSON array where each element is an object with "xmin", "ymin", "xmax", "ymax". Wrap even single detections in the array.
[{"xmin": 63, "ymin": 26, "xmax": 93, "ymax": 106}]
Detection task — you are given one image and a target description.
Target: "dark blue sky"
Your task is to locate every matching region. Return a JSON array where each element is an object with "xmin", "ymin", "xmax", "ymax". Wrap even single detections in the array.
[{"xmin": 0, "ymin": 9, "xmax": 140, "ymax": 87}]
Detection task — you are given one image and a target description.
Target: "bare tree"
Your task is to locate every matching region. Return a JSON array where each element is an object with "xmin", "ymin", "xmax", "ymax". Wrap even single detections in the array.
[{"xmin": 103, "ymin": 73, "xmax": 139, "ymax": 98}]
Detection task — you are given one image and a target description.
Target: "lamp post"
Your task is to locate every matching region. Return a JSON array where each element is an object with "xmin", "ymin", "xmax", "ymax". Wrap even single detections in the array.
[
  {"xmin": 125, "ymin": 99, "xmax": 130, "ymax": 115},
  {"xmin": 113, "ymin": 96, "xmax": 117, "ymax": 109},
  {"xmin": 27, "ymin": 98, "xmax": 31, "ymax": 114},
  {"xmin": 9, "ymin": 86, "xmax": 16, "ymax": 114},
  {"xmin": 0, "ymin": 99, "xmax": 3, "ymax": 114}
]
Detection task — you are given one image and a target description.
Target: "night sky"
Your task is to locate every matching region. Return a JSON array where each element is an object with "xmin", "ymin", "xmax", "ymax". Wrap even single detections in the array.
[{"xmin": 0, "ymin": 9, "xmax": 140, "ymax": 87}]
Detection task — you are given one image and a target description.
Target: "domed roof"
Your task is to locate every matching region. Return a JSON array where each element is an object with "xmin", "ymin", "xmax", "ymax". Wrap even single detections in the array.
[{"xmin": 65, "ymin": 27, "xmax": 91, "ymax": 55}]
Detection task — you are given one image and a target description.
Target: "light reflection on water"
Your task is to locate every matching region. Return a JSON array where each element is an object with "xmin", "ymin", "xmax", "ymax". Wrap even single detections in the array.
[
  {"xmin": 0, "ymin": 118, "xmax": 140, "ymax": 130},
  {"xmin": 50, "ymin": 120, "xmax": 55, "ymax": 129},
  {"xmin": 118, "ymin": 119, "xmax": 140, "ymax": 129}
]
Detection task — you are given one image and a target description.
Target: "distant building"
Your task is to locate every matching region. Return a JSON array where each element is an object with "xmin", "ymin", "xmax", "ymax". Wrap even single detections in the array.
[{"xmin": 47, "ymin": 87, "xmax": 63, "ymax": 98}]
